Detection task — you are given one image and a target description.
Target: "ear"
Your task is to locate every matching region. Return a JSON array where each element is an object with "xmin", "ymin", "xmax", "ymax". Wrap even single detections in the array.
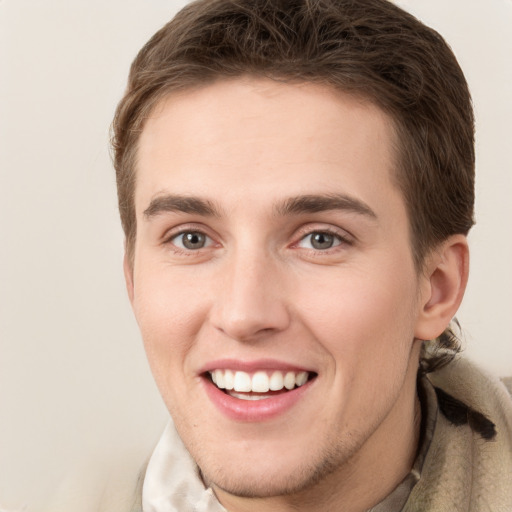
[
  {"xmin": 123, "ymin": 248, "xmax": 135, "ymax": 305},
  {"xmin": 414, "ymin": 235, "xmax": 469, "ymax": 341}
]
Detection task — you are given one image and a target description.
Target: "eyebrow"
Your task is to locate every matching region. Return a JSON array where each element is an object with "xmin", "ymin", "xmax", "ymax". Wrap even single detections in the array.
[
  {"xmin": 143, "ymin": 194, "xmax": 221, "ymax": 218},
  {"xmin": 275, "ymin": 194, "xmax": 377, "ymax": 219},
  {"xmin": 142, "ymin": 192, "xmax": 377, "ymax": 220}
]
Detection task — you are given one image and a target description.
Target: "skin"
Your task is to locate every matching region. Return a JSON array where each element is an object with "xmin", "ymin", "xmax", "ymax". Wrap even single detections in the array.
[{"xmin": 125, "ymin": 79, "xmax": 468, "ymax": 512}]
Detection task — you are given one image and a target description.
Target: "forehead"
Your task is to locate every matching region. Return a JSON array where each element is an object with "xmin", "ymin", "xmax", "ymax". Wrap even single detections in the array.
[{"xmin": 136, "ymin": 79, "xmax": 402, "ymax": 220}]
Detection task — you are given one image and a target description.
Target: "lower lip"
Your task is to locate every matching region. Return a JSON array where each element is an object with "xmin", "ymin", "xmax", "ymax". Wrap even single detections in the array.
[{"xmin": 202, "ymin": 376, "xmax": 314, "ymax": 422}]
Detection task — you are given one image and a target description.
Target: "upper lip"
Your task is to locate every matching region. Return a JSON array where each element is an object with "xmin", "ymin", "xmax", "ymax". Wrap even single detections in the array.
[{"xmin": 199, "ymin": 358, "xmax": 316, "ymax": 375}]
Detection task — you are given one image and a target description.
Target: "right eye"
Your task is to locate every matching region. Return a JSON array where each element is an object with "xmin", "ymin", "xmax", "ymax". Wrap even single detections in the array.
[
  {"xmin": 170, "ymin": 231, "xmax": 213, "ymax": 250},
  {"xmin": 297, "ymin": 231, "xmax": 343, "ymax": 251}
]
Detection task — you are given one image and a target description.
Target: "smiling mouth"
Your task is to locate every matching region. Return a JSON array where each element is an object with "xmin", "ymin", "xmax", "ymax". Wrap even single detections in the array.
[{"xmin": 207, "ymin": 369, "xmax": 316, "ymax": 400}]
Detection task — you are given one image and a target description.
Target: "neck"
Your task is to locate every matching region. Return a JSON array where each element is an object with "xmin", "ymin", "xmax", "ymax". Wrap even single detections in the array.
[{"xmin": 214, "ymin": 346, "xmax": 422, "ymax": 512}]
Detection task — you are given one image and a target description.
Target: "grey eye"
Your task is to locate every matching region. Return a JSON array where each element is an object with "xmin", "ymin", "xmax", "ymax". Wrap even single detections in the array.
[
  {"xmin": 310, "ymin": 232, "xmax": 336, "ymax": 250},
  {"xmin": 175, "ymin": 231, "xmax": 209, "ymax": 250},
  {"xmin": 298, "ymin": 231, "xmax": 341, "ymax": 250}
]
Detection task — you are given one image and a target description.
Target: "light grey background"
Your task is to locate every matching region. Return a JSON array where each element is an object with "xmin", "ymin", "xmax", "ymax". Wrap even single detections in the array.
[{"xmin": 1, "ymin": 0, "xmax": 511, "ymax": 510}]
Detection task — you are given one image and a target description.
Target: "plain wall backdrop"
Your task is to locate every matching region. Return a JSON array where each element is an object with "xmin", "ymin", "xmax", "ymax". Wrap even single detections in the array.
[{"xmin": 1, "ymin": 0, "xmax": 511, "ymax": 510}]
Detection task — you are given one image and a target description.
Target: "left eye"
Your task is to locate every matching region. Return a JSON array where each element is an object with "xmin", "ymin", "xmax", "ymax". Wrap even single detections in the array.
[
  {"xmin": 298, "ymin": 231, "xmax": 342, "ymax": 250},
  {"xmin": 171, "ymin": 231, "xmax": 212, "ymax": 250}
]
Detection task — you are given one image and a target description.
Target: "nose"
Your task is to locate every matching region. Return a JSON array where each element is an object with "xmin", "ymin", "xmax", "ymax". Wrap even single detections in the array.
[{"xmin": 210, "ymin": 248, "xmax": 291, "ymax": 342}]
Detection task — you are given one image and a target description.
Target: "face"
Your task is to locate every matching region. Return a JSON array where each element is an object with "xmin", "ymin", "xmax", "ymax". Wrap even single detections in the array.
[{"xmin": 128, "ymin": 79, "xmax": 429, "ymax": 501}]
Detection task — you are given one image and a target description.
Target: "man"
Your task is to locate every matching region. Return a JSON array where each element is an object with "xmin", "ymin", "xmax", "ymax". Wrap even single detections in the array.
[{"xmin": 111, "ymin": 0, "xmax": 512, "ymax": 510}]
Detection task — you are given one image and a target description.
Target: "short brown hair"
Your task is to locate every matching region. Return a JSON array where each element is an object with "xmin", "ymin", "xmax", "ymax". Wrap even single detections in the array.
[
  {"xmin": 112, "ymin": 0, "xmax": 474, "ymax": 268},
  {"xmin": 111, "ymin": 0, "xmax": 475, "ymax": 367}
]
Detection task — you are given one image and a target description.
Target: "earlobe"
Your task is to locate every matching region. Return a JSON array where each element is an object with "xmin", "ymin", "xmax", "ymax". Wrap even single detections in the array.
[
  {"xmin": 123, "ymin": 249, "xmax": 135, "ymax": 304},
  {"xmin": 414, "ymin": 235, "xmax": 469, "ymax": 341}
]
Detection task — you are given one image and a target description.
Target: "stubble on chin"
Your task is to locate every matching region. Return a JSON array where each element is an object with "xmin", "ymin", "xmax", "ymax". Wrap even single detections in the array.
[{"xmin": 197, "ymin": 434, "xmax": 360, "ymax": 502}]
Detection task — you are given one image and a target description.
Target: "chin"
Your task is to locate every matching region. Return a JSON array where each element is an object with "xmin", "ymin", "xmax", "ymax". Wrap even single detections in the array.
[
  {"xmin": 204, "ymin": 465, "xmax": 320, "ymax": 499},
  {"xmin": 195, "ymin": 437, "xmax": 353, "ymax": 500}
]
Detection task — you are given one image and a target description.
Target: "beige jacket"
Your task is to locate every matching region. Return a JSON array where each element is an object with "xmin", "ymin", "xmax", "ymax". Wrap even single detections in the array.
[{"xmin": 403, "ymin": 358, "xmax": 512, "ymax": 512}]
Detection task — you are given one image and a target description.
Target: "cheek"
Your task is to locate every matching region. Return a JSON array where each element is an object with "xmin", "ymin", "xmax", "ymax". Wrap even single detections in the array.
[
  {"xmin": 134, "ymin": 259, "xmax": 206, "ymax": 333},
  {"xmin": 131, "ymin": 267, "xmax": 207, "ymax": 389},
  {"xmin": 297, "ymin": 266, "xmax": 418, "ymax": 375},
  {"xmin": 296, "ymin": 268, "xmax": 419, "ymax": 430}
]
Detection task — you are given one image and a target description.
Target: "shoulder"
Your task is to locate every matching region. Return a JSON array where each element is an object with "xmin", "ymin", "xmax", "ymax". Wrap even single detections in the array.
[
  {"xmin": 405, "ymin": 357, "xmax": 512, "ymax": 512},
  {"xmin": 502, "ymin": 376, "xmax": 512, "ymax": 396},
  {"xmin": 427, "ymin": 356, "xmax": 512, "ymax": 424}
]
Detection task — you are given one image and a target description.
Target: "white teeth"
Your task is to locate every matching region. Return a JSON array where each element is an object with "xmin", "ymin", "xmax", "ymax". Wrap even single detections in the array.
[
  {"xmin": 233, "ymin": 371, "xmax": 252, "ymax": 392},
  {"xmin": 224, "ymin": 370, "xmax": 234, "ymax": 390},
  {"xmin": 209, "ymin": 369, "xmax": 311, "ymax": 393},
  {"xmin": 229, "ymin": 392, "xmax": 270, "ymax": 401},
  {"xmin": 295, "ymin": 371, "xmax": 308, "ymax": 387},
  {"xmin": 214, "ymin": 369, "xmax": 225, "ymax": 389},
  {"xmin": 252, "ymin": 371, "xmax": 270, "ymax": 392},
  {"xmin": 284, "ymin": 371, "xmax": 296, "ymax": 390},
  {"xmin": 269, "ymin": 371, "xmax": 284, "ymax": 391}
]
